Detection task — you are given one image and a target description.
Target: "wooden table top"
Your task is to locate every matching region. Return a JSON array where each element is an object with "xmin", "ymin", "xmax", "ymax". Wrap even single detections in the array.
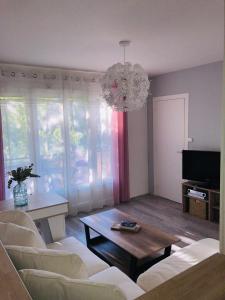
[
  {"xmin": 80, "ymin": 208, "xmax": 179, "ymax": 259},
  {"xmin": 136, "ymin": 253, "xmax": 225, "ymax": 300},
  {"xmin": 0, "ymin": 241, "xmax": 32, "ymax": 300},
  {"xmin": 0, "ymin": 192, "xmax": 68, "ymax": 212}
]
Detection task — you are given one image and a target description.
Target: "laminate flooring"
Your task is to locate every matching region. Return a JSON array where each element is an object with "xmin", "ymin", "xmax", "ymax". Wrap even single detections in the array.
[{"xmin": 66, "ymin": 194, "xmax": 219, "ymax": 250}]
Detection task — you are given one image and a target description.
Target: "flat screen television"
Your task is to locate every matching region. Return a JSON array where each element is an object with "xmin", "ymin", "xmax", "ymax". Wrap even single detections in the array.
[{"xmin": 182, "ymin": 150, "xmax": 220, "ymax": 188}]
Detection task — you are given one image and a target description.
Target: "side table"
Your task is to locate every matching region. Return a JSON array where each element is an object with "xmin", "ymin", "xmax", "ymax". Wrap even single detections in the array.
[{"xmin": 0, "ymin": 193, "xmax": 69, "ymax": 242}]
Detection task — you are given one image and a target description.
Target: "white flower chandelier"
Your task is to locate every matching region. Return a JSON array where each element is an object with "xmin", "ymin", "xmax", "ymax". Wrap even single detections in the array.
[{"xmin": 101, "ymin": 41, "xmax": 150, "ymax": 112}]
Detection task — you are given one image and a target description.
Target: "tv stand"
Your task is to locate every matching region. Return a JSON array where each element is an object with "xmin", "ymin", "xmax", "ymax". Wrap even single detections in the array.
[
  {"xmin": 197, "ymin": 182, "xmax": 219, "ymax": 190},
  {"xmin": 182, "ymin": 181, "xmax": 220, "ymax": 223}
]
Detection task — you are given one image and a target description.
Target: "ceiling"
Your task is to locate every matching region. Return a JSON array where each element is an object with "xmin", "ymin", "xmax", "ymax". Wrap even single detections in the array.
[{"xmin": 0, "ymin": 0, "xmax": 224, "ymax": 76}]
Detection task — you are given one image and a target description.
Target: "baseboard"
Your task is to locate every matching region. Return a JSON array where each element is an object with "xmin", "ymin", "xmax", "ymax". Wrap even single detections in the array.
[{"xmin": 129, "ymin": 193, "xmax": 151, "ymax": 201}]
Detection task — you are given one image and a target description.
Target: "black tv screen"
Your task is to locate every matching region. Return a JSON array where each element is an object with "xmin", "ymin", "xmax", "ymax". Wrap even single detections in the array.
[{"xmin": 182, "ymin": 150, "xmax": 220, "ymax": 187}]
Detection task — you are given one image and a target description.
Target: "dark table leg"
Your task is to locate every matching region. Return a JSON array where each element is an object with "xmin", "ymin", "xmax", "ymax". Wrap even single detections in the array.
[
  {"xmin": 129, "ymin": 256, "xmax": 138, "ymax": 281},
  {"xmin": 164, "ymin": 245, "xmax": 172, "ymax": 257},
  {"xmin": 84, "ymin": 224, "xmax": 91, "ymax": 248}
]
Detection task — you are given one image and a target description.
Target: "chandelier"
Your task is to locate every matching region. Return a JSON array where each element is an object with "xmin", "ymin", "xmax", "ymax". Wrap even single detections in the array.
[{"xmin": 101, "ymin": 41, "xmax": 150, "ymax": 112}]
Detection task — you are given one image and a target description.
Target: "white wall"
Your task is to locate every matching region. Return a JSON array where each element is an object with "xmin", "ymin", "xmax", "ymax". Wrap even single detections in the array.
[
  {"xmin": 149, "ymin": 61, "xmax": 223, "ymax": 193},
  {"xmin": 125, "ymin": 62, "xmax": 223, "ymax": 199},
  {"xmin": 128, "ymin": 106, "xmax": 149, "ymax": 198}
]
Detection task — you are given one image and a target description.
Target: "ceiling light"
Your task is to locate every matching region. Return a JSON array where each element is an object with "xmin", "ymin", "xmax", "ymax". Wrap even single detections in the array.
[{"xmin": 101, "ymin": 40, "xmax": 150, "ymax": 112}]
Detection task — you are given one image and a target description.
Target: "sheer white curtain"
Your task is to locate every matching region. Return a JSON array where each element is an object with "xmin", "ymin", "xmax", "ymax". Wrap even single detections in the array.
[{"xmin": 0, "ymin": 65, "xmax": 114, "ymax": 214}]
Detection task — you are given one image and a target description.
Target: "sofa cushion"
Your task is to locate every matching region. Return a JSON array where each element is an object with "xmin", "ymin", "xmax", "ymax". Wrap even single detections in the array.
[
  {"xmin": 89, "ymin": 266, "xmax": 145, "ymax": 300},
  {"xmin": 0, "ymin": 222, "xmax": 43, "ymax": 247},
  {"xmin": 19, "ymin": 269, "xmax": 127, "ymax": 300},
  {"xmin": 137, "ymin": 238, "xmax": 219, "ymax": 292},
  {"xmin": 47, "ymin": 236, "xmax": 109, "ymax": 276},
  {"xmin": 0, "ymin": 210, "xmax": 46, "ymax": 248},
  {"xmin": 6, "ymin": 245, "xmax": 88, "ymax": 279}
]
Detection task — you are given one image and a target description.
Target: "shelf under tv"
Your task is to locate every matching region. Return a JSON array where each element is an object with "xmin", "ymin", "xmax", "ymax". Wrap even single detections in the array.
[
  {"xmin": 184, "ymin": 194, "xmax": 208, "ymax": 202},
  {"xmin": 182, "ymin": 181, "xmax": 220, "ymax": 223}
]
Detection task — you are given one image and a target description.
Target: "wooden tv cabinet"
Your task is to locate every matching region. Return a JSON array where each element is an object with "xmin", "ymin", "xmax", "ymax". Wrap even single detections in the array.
[{"xmin": 182, "ymin": 181, "xmax": 220, "ymax": 223}]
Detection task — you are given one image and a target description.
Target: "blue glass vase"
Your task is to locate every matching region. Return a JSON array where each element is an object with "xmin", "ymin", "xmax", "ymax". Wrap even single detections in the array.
[{"xmin": 13, "ymin": 182, "xmax": 28, "ymax": 207}]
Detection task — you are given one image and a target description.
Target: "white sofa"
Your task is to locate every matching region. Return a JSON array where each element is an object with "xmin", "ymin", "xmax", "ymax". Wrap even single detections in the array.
[
  {"xmin": 0, "ymin": 210, "xmax": 219, "ymax": 299},
  {"xmin": 0, "ymin": 210, "xmax": 145, "ymax": 300},
  {"xmin": 47, "ymin": 236, "xmax": 145, "ymax": 299},
  {"xmin": 137, "ymin": 238, "xmax": 219, "ymax": 292}
]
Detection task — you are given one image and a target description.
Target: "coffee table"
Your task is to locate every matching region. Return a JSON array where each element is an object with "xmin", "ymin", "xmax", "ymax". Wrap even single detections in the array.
[{"xmin": 80, "ymin": 208, "xmax": 179, "ymax": 280}]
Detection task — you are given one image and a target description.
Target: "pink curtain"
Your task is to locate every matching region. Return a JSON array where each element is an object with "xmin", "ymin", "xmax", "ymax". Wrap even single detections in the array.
[
  {"xmin": 0, "ymin": 109, "xmax": 4, "ymax": 200},
  {"xmin": 112, "ymin": 112, "xmax": 130, "ymax": 204}
]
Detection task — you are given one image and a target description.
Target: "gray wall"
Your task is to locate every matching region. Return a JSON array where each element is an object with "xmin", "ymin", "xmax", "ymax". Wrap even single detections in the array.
[
  {"xmin": 128, "ymin": 107, "xmax": 149, "ymax": 198},
  {"xmin": 148, "ymin": 61, "xmax": 223, "ymax": 192}
]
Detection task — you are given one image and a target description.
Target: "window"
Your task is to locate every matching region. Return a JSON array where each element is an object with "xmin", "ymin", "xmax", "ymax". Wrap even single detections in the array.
[{"xmin": 0, "ymin": 72, "xmax": 115, "ymax": 214}]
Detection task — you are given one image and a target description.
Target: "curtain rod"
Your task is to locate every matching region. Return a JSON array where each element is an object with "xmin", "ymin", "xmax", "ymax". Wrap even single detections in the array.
[{"xmin": 0, "ymin": 62, "xmax": 104, "ymax": 75}]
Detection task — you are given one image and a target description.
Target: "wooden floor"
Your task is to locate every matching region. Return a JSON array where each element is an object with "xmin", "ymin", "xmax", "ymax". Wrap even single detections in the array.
[{"xmin": 66, "ymin": 194, "xmax": 219, "ymax": 250}]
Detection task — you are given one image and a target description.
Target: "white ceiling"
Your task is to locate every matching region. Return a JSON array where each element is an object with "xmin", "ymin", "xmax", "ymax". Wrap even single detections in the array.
[{"xmin": 0, "ymin": 0, "xmax": 224, "ymax": 76}]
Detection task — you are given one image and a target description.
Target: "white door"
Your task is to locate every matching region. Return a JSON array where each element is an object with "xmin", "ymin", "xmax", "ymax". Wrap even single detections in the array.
[{"xmin": 153, "ymin": 94, "xmax": 188, "ymax": 203}]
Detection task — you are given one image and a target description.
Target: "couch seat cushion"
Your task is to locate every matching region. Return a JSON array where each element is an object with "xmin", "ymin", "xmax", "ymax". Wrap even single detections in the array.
[
  {"xmin": 90, "ymin": 266, "xmax": 145, "ymax": 300},
  {"xmin": 0, "ymin": 222, "xmax": 44, "ymax": 248},
  {"xmin": 6, "ymin": 245, "xmax": 88, "ymax": 279},
  {"xmin": 47, "ymin": 236, "xmax": 109, "ymax": 276},
  {"xmin": 137, "ymin": 238, "xmax": 219, "ymax": 292},
  {"xmin": 0, "ymin": 210, "xmax": 46, "ymax": 248},
  {"xmin": 20, "ymin": 269, "xmax": 127, "ymax": 300}
]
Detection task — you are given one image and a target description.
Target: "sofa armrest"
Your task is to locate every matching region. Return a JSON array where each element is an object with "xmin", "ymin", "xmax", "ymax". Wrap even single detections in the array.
[{"xmin": 137, "ymin": 238, "xmax": 219, "ymax": 292}]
